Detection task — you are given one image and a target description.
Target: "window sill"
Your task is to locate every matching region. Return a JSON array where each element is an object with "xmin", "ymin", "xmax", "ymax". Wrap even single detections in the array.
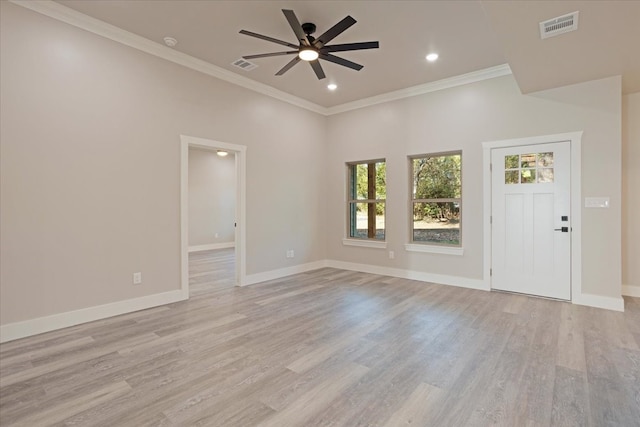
[
  {"xmin": 342, "ymin": 239, "xmax": 387, "ymax": 249},
  {"xmin": 404, "ymin": 243, "xmax": 464, "ymax": 256}
]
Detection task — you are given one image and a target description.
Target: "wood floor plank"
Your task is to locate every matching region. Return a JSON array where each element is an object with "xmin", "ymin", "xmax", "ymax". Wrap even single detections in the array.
[
  {"xmin": 511, "ymin": 299, "xmax": 562, "ymax": 426},
  {"xmin": 0, "ymin": 333, "xmax": 157, "ymax": 388},
  {"xmin": 0, "ymin": 248, "xmax": 638, "ymax": 426},
  {"xmin": 582, "ymin": 301, "xmax": 640, "ymax": 424},
  {"xmin": 0, "ymin": 336, "xmax": 95, "ymax": 369},
  {"xmin": 187, "ymin": 399, "xmax": 276, "ymax": 427},
  {"xmin": 421, "ymin": 307, "xmax": 517, "ymax": 426},
  {"xmin": 286, "ymin": 287, "xmax": 433, "ymax": 374},
  {"xmin": 0, "ymin": 383, "xmax": 46, "ymax": 414},
  {"xmin": 257, "ymin": 362, "xmax": 369, "ymax": 427},
  {"xmin": 3, "ymin": 380, "xmax": 131, "ymax": 426},
  {"xmin": 382, "ymin": 382, "xmax": 444, "ymax": 427},
  {"xmin": 259, "ymin": 337, "xmax": 377, "ymax": 413},
  {"xmin": 312, "ymin": 345, "xmax": 428, "ymax": 427},
  {"xmin": 556, "ymin": 302, "xmax": 587, "ymax": 372},
  {"xmin": 550, "ymin": 366, "xmax": 590, "ymax": 427}
]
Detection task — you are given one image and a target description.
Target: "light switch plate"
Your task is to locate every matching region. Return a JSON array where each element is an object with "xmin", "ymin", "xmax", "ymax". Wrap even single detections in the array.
[{"xmin": 584, "ymin": 197, "xmax": 610, "ymax": 208}]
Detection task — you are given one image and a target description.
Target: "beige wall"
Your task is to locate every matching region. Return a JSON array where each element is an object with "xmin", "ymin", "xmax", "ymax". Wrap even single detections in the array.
[
  {"xmin": 0, "ymin": 1, "xmax": 628, "ymax": 330},
  {"xmin": 0, "ymin": 3, "xmax": 326, "ymax": 325},
  {"xmin": 622, "ymin": 92, "xmax": 640, "ymax": 292},
  {"xmin": 326, "ymin": 75, "xmax": 622, "ymax": 299},
  {"xmin": 188, "ymin": 149, "xmax": 236, "ymax": 247}
]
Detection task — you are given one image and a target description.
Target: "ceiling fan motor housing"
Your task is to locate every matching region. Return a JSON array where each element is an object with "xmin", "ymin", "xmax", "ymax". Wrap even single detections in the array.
[{"xmin": 301, "ymin": 22, "xmax": 316, "ymax": 36}]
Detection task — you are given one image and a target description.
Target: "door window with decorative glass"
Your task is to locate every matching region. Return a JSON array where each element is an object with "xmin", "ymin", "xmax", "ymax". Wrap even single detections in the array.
[
  {"xmin": 410, "ymin": 152, "xmax": 461, "ymax": 246},
  {"xmin": 504, "ymin": 152, "xmax": 554, "ymax": 184},
  {"xmin": 347, "ymin": 160, "xmax": 386, "ymax": 240}
]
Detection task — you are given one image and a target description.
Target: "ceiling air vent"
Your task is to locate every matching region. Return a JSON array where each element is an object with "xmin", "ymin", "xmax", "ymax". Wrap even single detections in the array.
[
  {"xmin": 232, "ymin": 58, "xmax": 258, "ymax": 71},
  {"xmin": 539, "ymin": 11, "xmax": 579, "ymax": 39}
]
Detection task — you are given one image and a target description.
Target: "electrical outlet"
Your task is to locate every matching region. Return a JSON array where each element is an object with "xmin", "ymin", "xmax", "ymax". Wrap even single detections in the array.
[
  {"xmin": 214, "ymin": 233, "xmax": 219, "ymax": 238},
  {"xmin": 133, "ymin": 272, "xmax": 142, "ymax": 285},
  {"xmin": 389, "ymin": 251, "xmax": 395, "ymax": 259},
  {"xmin": 286, "ymin": 250, "xmax": 295, "ymax": 258},
  {"xmin": 290, "ymin": 250, "xmax": 294, "ymax": 258}
]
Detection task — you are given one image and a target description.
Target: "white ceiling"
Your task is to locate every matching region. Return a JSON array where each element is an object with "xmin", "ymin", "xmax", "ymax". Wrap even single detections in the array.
[
  {"xmin": 482, "ymin": 0, "xmax": 640, "ymax": 95},
  {"xmin": 54, "ymin": 0, "xmax": 640, "ymax": 109}
]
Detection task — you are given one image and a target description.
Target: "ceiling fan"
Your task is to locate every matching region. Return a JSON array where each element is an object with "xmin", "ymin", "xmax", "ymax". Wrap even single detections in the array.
[{"xmin": 239, "ymin": 9, "xmax": 379, "ymax": 80}]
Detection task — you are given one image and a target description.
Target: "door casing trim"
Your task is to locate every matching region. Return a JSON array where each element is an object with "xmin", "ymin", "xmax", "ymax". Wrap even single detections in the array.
[{"xmin": 180, "ymin": 135, "xmax": 247, "ymax": 298}]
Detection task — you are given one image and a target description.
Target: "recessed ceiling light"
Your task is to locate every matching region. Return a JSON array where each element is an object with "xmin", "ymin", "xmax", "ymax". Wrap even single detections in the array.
[
  {"xmin": 327, "ymin": 84, "xmax": 337, "ymax": 91},
  {"xmin": 217, "ymin": 150, "xmax": 229, "ymax": 157},
  {"xmin": 163, "ymin": 37, "xmax": 178, "ymax": 47},
  {"xmin": 426, "ymin": 53, "xmax": 439, "ymax": 62}
]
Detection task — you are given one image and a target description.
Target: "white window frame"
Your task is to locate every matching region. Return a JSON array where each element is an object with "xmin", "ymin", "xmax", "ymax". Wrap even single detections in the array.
[
  {"xmin": 406, "ymin": 151, "xmax": 463, "ymax": 255},
  {"xmin": 343, "ymin": 159, "xmax": 387, "ymax": 249}
]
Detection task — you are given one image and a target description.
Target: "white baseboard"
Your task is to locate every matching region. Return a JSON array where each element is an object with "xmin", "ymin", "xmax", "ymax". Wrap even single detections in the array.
[
  {"xmin": 243, "ymin": 260, "xmax": 328, "ymax": 286},
  {"xmin": 0, "ymin": 289, "xmax": 187, "ymax": 343},
  {"xmin": 573, "ymin": 292, "xmax": 625, "ymax": 312},
  {"xmin": 188, "ymin": 242, "xmax": 234, "ymax": 252},
  {"xmin": 3, "ymin": 261, "xmax": 629, "ymax": 343},
  {"xmin": 622, "ymin": 284, "xmax": 640, "ymax": 298},
  {"xmin": 326, "ymin": 260, "xmax": 489, "ymax": 291}
]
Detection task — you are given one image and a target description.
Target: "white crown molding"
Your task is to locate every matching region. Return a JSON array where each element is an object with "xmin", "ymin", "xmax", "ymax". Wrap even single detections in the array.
[
  {"xmin": 324, "ymin": 64, "xmax": 513, "ymax": 115},
  {"xmin": 10, "ymin": 0, "xmax": 325, "ymax": 115},
  {"xmin": 11, "ymin": 1, "xmax": 512, "ymax": 117}
]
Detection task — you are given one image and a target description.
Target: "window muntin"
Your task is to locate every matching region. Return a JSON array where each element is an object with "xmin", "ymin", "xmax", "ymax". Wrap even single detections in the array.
[
  {"xmin": 410, "ymin": 152, "xmax": 461, "ymax": 246},
  {"xmin": 505, "ymin": 152, "xmax": 554, "ymax": 184},
  {"xmin": 347, "ymin": 160, "xmax": 386, "ymax": 240}
]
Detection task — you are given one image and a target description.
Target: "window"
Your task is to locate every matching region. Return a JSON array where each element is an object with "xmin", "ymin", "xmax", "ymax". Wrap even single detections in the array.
[
  {"xmin": 347, "ymin": 160, "xmax": 386, "ymax": 240},
  {"xmin": 505, "ymin": 152, "xmax": 554, "ymax": 184},
  {"xmin": 410, "ymin": 152, "xmax": 461, "ymax": 246}
]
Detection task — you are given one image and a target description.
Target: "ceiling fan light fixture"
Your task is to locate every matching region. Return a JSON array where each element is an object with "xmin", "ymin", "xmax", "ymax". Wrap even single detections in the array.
[
  {"xmin": 327, "ymin": 83, "xmax": 337, "ymax": 91},
  {"xmin": 298, "ymin": 48, "xmax": 319, "ymax": 61}
]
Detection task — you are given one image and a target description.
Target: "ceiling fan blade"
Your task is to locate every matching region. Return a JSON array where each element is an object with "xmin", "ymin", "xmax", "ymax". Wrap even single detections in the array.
[
  {"xmin": 275, "ymin": 56, "xmax": 302, "ymax": 76},
  {"xmin": 321, "ymin": 41, "xmax": 379, "ymax": 53},
  {"xmin": 309, "ymin": 60, "xmax": 326, "ymax": 80},
  {"xmin": 320, "ymin": 53, "xmax": 363, "ymax": 71},
  {"xmin": 282, "ymin": 9, "xmax": 310, "ymax": 46},
  {"xmin": 314, "ymin": 16, "xmax": 357, "ymax": 48},
  {"xmin": 239, "ymin": 30, "xmax": 298, "ymax": 49},
  {"xmin": 243, "ymin": 51, "xmax": 298, "ymax": 60}
]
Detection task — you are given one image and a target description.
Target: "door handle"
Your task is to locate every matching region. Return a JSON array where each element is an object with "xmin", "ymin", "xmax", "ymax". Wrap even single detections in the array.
[{"xmin": 554, "ymin": 227, "xmax": 569, "ymax": 232}]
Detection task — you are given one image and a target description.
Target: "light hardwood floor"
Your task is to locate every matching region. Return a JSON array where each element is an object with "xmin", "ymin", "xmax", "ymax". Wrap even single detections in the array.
[
  {"xmin": 188, "ymin": 248, "xmax": 235, "ymax": 295},
  {"xmin": 1, "ymin": 254, "xmax": 639, "ymax": 426}
]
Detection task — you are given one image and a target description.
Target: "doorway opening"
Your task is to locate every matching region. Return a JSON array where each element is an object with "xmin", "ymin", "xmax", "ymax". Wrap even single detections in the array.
[{"xmin": 180, "ymin": 135, "xmax": 247, "ymax": 298}]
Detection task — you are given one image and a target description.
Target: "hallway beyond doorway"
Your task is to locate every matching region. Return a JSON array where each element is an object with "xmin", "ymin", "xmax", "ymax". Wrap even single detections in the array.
[{"xmin": 189, "ymin": 248, "xmax": 235, "ymax": 295}]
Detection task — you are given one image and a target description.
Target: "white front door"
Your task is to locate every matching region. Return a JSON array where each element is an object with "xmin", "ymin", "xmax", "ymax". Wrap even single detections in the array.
[{"xmin": 491, "ymin": 142, "xmax": 571, "ymax": 300}]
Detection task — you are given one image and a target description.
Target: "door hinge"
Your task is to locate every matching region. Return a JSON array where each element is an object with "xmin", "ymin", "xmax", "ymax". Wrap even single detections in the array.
[
  {"xmin": 490, "ymin": 268, "xmax": 493, "ymax": 276},
  {"xmin": 490, "ymin": 215, "xmax": 492, "ymax": 224},
  {"xmin": 490, "ymin": 163, "xmax": 493, "ymax": 172}
]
